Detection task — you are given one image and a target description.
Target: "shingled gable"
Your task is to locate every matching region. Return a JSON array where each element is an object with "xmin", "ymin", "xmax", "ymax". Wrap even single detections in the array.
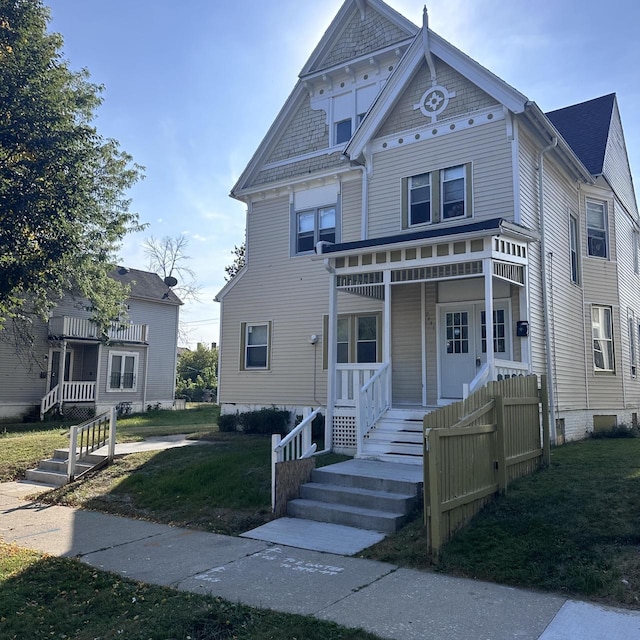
[
  {"xmin": 110, "ymin": 267, "xmax": 182, "ymax": 305},
  {"xmin": 546, "ymin": 94, "xmax": 614, "ymax": 176},
  {"xmin": 229, "ymin": 0, "xmax": 416, "ymax": 199}
]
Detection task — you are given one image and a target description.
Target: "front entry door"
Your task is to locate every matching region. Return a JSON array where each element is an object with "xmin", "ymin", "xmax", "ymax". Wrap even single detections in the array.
[
  {"xmin": 49, "ymin": 349, "xmax": 72, "ymax": 391},
  {"xmin": 439, "ymin": 303, "xmax": 511, "ymax": 399}
]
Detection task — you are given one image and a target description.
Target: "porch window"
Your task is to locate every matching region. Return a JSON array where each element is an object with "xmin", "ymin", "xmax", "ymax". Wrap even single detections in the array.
[
  {"xmin": 107, "ymin": 351, "xmax": 138, "ymax": 392},
  {"xmin": 592, "ymin": 306, "xmax": 614, "ymax": 372},
  {"xmin": 323, "ymin": 313, "xmax": 381, "ymax": 367},
  {"xmin": 337, "ymin": 317, "xmax": 349, "ymax": 363},
  {"xmin": 242, "ymin": 323, "xmax": 270, "ymax": 369},
  {"xmin": 481, "ymin": 309, "xmax": 506, "ymax": 353},
  {"xmin": 294, "ymin": 205, "xmax": 337, "ymax": 254},
  {"xmin": 569, "ymin": 215, "xmax": 580, "ymax": 284},
  {"xmin": 586, "ymin": 200, "xmax": 608, "ymax": 259},
  {"xmin": 356, "ymin": 316, "xmax": 378, "ymax": 363}
]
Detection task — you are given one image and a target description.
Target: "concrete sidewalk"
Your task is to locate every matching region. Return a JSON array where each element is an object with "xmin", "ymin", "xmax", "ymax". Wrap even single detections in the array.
[{"xmin": 1, "ymin": 482, "xmax": 639, "ymax": 639}]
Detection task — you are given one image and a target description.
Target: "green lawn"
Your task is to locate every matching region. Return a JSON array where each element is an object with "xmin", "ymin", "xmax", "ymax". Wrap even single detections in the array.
[
  {"xmin": 363, "ymin": 437, "xmax": 640, "ymax": 608},
  {"xmin": 0, "ymin": 542, "xmax": 381, "ymax": 640}
]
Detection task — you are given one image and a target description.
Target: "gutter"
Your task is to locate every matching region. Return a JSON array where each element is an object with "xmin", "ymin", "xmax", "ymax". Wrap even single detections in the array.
[{"xmin": 538, "ymin": 136, "xmax": 558, "ymax": 445}]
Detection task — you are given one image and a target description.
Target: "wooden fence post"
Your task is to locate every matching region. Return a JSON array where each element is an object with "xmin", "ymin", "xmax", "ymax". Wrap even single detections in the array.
[
  {"xmin": 494, "ymin": 394, "xmax": 508, "ymax": 494},
  {"xmin": 427, "ymin": 428, "xmax": 441, "ymax": 558},
  {"xmin": 540, "ymin": 374, "xmax": 551, "ymax": 466}
]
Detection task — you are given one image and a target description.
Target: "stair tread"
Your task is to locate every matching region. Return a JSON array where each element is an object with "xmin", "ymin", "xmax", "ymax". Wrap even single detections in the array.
[
  {"xmin": 302, "ymin": 482, "xmax": 414, "ymax": 500},
  {"xmin": 289, "ymin": 498, "xmax": 404, "ymax": 519}
]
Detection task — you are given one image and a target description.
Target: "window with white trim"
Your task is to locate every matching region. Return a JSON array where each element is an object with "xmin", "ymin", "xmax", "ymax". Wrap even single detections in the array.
[
  {"xmin": 243, "ymin": 323, "xmax": 269, "ymax": 369},
  {"xmin": 569, "ymin": 214, "xmax": 580, "ymax": 284},
  {"xmin": 331, "ymin": 85, "xmax": 377, "ymax": 146},
  {"xmin": 628, "ymin": 312, "xmax": 636, "ymax": 377},
  {"xmin": 323, "ymin": 313, "xmax": 381, "ymax": 367},
  {"xmin": 294, "ymin": 205, "xmax": 337, "ymax": 254},
  {"xmin": 586, "ymin": 200, "xmax": 608, "ymax": 259},
  {"xmin": 404, "ymin": 164, "xmax": 471, "ymax": 228},
  {"xmin": 592, "ymin": 306, "xmax": 614, "ymax": 372},
  {"xmin": 107, "ymin": 351, "xmax": 138, "ymax": 392}
]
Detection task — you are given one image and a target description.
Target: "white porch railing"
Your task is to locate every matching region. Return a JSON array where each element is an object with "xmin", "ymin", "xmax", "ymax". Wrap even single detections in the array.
[
  {"xmin": 40, "ymin": 381, "xmax": 97, "ymax": 419},
  {"xmin": 335, "ymin": 363, "xmax": 384, "ymax": 407},
  {"xmin": 463, "ymin": 359, "xmax": 530, "ymax": 398},
  {"xmin": 356, "ymin": 362, "xmax": 390, "ymax": 457},
  {"xmin": 49, "ymin": 316, "xmax": 148, "ymax": 343},
  {"xmin": 271, "ymin": 407, "xmax": 323, "ymax": 511},
  {"xmin": 68, "ymin": 407, "xmax": 116, "ymax": 482}
]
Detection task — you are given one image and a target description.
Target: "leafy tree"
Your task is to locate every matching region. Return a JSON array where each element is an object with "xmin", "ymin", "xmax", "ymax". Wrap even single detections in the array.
[
  {"xmin": 0, "ymin": 0, "xmax": 143, "ymax": 334},
  {"xmin": 143, "ymin": 235, "xmax": 201, "ymax": 302},
  {"xmin": 224, "ymin": 241, "xmax": 245, "ymax": 281},
  {"xmin": 176, "ymin": 342, "xmax": 218, "ymax": 401}
]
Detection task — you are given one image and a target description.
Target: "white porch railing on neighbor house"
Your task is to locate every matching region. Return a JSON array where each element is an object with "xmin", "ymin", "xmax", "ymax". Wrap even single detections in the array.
[
  {"xmin": 335, "ymin": 363, "xmax": 384, "ymax": 407},
  {"xmin": 40, "ymin": 381, "xmax": 97, "ymax": 419},
  {"xmin": 463, "ymin": 359, "xmax": 530, "ymax": 398},
  {"xmin": 271, "ymin": 407, "xmax": 323, "ymax": 510},
  {"xmin": 49, "ymin": 316, "xmax": 148, "ymax": 342},
  {"xmin": 68, "ymin": 407, "xmax": 116, "ymax": 482},
  {"xmin": 355, "ymin": 362, "xmax": 390, "ymax": 457}
]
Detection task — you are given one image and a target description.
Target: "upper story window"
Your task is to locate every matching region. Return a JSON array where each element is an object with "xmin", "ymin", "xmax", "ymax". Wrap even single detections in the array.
[
  {"xmin": 633, "ymin": 229, "xmax": 639, "ymax": 274},
  {"xmin": 335, "ymin": 119, "xmax": 352, "ymax": 145},
  {"xmin": 331, "ymin": 85, "xmax": 377, "ymax": 146},
  {"xmin": 569, "ymin": 214, "xmax": 580, "ymax": 284},
  {"xmin": 294, "ymin": 205, "xmax": 337, "ymax": 254},
  {"xmin": 404, "ymin": 164, "xmax": 471, "ymax": 228},
  {"xmin": 586, "ymin": 199, "xmax": 608, "ymax": 259}
]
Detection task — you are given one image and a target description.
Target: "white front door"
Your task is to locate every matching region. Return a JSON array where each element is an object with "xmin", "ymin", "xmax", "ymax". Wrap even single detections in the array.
[{"xmin": 439, "ymin": 302, "xmax": 511, "ymax": 400}]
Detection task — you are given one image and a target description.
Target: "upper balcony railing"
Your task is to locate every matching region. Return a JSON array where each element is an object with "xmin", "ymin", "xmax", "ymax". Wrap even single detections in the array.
[{"xmin": 49, "ymin": 316, "xmax": 149, "ymax": 343}]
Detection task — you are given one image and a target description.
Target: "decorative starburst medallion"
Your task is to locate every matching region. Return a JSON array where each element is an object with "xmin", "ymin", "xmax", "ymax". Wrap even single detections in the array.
[{"xmin": 414, "ymin": 85, "xmax": 456, "ymax": 122}]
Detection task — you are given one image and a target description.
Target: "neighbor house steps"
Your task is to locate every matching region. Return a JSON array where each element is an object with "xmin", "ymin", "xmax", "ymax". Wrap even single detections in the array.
[
  {"xmin": 286, "ymin": 459, "xmax": 423, "ymax": 534},
  {"xmin": 25, "ymin": 448, "xmax": 107, "ymax": 487}
]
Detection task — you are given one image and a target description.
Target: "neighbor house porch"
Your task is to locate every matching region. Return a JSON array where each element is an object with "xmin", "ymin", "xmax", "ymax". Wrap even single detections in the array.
[{"xmin": 316, "ymin": 217, "xmax": 536, "ymax": 459}]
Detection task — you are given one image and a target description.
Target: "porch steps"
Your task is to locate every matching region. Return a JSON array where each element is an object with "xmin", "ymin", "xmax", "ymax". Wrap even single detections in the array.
[
  {"xmin": 286, "ymin": 459, "xmax": 422, "ymax": 534},
  {"xmin": 25, "ymin": 448, "xmax": 107, "ymax": 487},
  {"xmin": 361, "ymin": 410, "xmax": 425, "ymax": 463}
]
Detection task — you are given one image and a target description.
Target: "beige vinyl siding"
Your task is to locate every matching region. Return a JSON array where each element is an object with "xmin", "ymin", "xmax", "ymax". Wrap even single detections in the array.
[
  {"xmin": 613, "ymin": 198, "xmax": 640, "ymax": 406},
  {"xmin": 603, "ymin": 101, "xmax": 638, "ymax": 218},
  {"xmin": 219, "ymin": 195, "xmax": 381, "ymax": 406},
  {"xmin": 391, "ymin": 283, "xmax": 422, "ymax": 405},
  {"xmin": 424, "ymin": 282, "xmax": 438, "ymax": 405},
  {"xmin": 367, "ymin": 120, "xmax": 514, "ymax": 238},
  {"xmin": 341, "ymin": 177, "xmax": 363, "ymax": 243}
]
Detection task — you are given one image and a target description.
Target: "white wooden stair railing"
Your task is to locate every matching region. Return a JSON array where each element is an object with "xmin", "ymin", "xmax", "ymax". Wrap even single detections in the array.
[
  {"xmin": 356, "ymin": 362, "xmax": 390, "ymax": 457},
  {"xmin": 68, "ymin": 407, "xmax": 117, "ymax": 482},
  {"xmin": 271, "ymin": 407, "xmax": 324, "ymax": 511},
  {"xmin": 40, "ymin": 385, "xmax": 60, "ymax": 420}
]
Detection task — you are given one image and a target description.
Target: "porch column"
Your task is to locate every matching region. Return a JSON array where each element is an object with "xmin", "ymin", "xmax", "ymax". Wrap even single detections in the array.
[
  {"xmin": 383, "ymin": 270, "xmax": 392, "ymax": 404},
  {"xmin": 326, "ymin": 270, "xmax": 338, "ymax": 451},
  {"xmin": 58, "ymin": 339, "xmax": 67, "ymax": 413},
  {"xmin": 483, "ymin": 258, "xmax": 495, "ymax": 377}
]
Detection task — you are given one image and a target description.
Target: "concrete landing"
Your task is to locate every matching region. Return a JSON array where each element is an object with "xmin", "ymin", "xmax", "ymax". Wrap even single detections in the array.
[{"xmin": 241, "ymin": 517, "xmax": 386, "ymax": 555}]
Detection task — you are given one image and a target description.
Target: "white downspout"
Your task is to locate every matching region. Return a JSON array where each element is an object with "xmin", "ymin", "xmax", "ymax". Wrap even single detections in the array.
[{"xmin": 539, "ymin": 136, "xmax": 558, "ymax": 444}]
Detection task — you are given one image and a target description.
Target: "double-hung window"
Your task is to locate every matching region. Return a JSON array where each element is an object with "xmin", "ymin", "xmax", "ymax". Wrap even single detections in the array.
[
  {"xmin": 323, "ymin": 313, "xmax": 380, "ymax": 367},
  {"xmin": 569, "ymin": 215, "xmax": 580, "ymax": 284},
  {"xmin": 629, "ymin": 312, "xmax": 636, "ymax": 377},
  {"xmin": 592, "ymin": 306, "xmax": 614, "ymax": 372},
  {"xmin": 243, "ymin": 323, "xmax": 270, "ymax": 369},
  {"xmin": 295, "ymin": 206, "xmax": 337, "ymax": 254},
  {"xmin": 586, "ymin": 200, "xmax": 608, "ymax": 258},
  {"xmin": 404, "ymin": 164, "xmax": 470, "ymax": 228},
  {"xmin": 108, "ymin": 351, "xmax": 138, "ymax": 392}
]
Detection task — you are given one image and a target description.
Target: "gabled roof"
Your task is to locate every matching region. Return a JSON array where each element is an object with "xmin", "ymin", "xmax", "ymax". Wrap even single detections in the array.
[
  {"xmin": 300, "ymin": 0, "xmax": 417, "ymax": 77},
  {"xmin": 545, "ymin": 94, "xmax": 615, "ymax": 176},
  {"xmin": 111, "ymin": 267, "xmax": 182, "ymax": 306}
]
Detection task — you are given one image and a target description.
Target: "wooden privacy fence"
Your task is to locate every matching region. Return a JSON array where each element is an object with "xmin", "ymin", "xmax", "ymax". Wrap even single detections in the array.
[{"xmin": 423, "ymin": 375, "xmax": 550, "ymax": 557}]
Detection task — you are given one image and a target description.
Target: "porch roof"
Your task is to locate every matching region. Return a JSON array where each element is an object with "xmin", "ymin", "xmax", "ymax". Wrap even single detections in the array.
[{"xmin": 316, "ymin": 218, "xmax": 536, "ymax": 257}]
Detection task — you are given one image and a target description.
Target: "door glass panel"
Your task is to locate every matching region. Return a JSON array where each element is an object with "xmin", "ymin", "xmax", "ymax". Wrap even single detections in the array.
[{"xmin": 446, "ymin": 312, "xmax": 469, "ymax": 354}]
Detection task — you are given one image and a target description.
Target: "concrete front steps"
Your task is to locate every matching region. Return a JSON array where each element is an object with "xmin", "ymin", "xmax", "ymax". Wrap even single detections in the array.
[
  {"xmin": 360, "ymin": 408, "xmax": 427, "ymax": 464},
  {"xmin": 25, "ymin": 448, "xmax": 107, "ymax": 487},
  {"xmin": 287, "ymin": 459, "xmax": 423, "ymax": 534}
]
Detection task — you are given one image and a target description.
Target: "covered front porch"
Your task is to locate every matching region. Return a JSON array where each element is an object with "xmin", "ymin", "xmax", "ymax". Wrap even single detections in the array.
[{"xmin": 317, "ymin": 218, "xmax": 536, "ymax": 458}]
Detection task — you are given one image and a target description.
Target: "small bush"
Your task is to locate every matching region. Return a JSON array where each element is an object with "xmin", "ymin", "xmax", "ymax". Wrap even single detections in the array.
[
  {"xmin": 218, "ymin": 413, "xmax": 238, "ymax": 433},
  {"xmin": 238, "ymin": 408, "xmax": 290, "ymax": 435},
  {"xmin": 590, "ymin": 423, "xmax": 637, "ymax": 439}
]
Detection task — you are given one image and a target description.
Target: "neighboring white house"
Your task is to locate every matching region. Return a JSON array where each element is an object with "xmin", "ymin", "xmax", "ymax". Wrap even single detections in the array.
[
  {"xmin": 216, "ymin": 0, "xmax": 639, "ymax": 456},
  {"xmin": 0, "ymin": 267, "xmax": 182, "ymax": 420}
]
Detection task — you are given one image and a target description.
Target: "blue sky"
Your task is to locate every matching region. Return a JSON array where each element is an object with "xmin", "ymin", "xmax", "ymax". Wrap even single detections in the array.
[{"xmin": 47, "ymin": 0, "xmax": 640, "ymax": 348}]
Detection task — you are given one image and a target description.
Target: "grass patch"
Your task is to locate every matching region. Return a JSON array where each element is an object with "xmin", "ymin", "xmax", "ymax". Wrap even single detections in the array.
[
  {"xmin": 0, "ymin": 542, "xmax": 381, "ymax": 640},
  {"xmin": 38, "ymin": 433, "xmax": 274, "ymax": 535},
  {"xmin": 117, "ymin": 403, "xmax": 220, "ymax": 437},
  {"xmin": 364, "ymin": 438, "xmax": 640, "ymax": 607}
]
